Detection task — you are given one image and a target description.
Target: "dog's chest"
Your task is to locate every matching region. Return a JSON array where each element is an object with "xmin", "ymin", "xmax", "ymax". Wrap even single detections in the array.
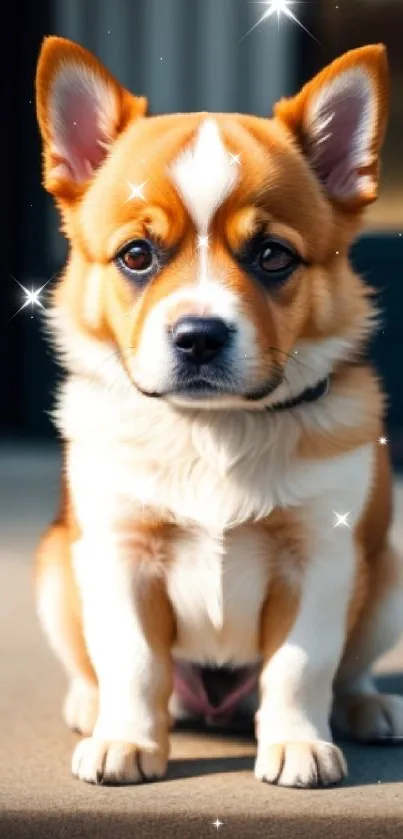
[{"xmin": 166, "ymin": 525, "xmax": 271, "ymax": 666}]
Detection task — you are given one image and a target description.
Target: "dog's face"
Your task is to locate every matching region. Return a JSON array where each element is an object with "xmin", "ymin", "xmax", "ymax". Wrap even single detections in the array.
[{"xmin": 36, "ymin": 38, "xmax": 388, "ymax": 410}]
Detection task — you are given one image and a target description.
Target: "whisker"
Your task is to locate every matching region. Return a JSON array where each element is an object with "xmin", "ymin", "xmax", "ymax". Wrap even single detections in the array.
[{"xmin": 260, "ymin": 345, "xmax": 322, "ymax": 377}]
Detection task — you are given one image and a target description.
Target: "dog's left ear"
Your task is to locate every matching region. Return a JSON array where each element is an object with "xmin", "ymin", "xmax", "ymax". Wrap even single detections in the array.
[
  {"xmin": 274, "ymin": 45, "xmax": 389, "ymax": 209},
  {"xmin": 36, "ymin": 37, "xmax": 148, "ymax": 200}
]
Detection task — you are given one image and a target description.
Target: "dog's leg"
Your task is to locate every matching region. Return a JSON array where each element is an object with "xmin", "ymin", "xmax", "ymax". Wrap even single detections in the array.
[
  {"xmin": 70, "ymin": 524, "xmax": 175, "ymax": 785},
  {"xmin": 333, "ymin": 543, "xmax": 403, "ymax": 741},
  {"xmin": 36, "ymin": 522, "xmax": 99, "ymax": 736},
  {"xmin": 255, "ymin": 528, "xmax": 355, "ymax": 788}
]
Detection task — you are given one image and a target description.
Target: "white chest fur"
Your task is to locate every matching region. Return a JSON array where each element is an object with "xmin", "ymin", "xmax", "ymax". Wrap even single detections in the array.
[
  {"xmin": 166, "ymin": 526, "xmax": 271, "ymax": 666},
  {"xmin": 65, "ymin": 374, "xmax": 375, "ymax": 668}
]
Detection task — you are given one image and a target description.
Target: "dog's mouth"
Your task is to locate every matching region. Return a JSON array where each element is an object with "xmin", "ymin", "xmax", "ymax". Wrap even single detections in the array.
[
  {"xmin": 173, "ymin": 377, "xmax": 228, "ymax": 397},
  {"xmin": 133, "ymin": 371, "xmax": 284, "ymax": 404}
]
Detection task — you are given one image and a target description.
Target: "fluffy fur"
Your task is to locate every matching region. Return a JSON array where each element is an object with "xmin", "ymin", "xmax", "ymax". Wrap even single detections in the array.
[{"xmin": 35, "ymin": 37, "xmax": 403, "ymax": 789}]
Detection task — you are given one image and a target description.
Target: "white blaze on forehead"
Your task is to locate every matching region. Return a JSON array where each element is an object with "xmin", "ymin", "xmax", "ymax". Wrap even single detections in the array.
[{"xmin": 169, "ymin": 118, "xmax": 239, "ymax": 234}]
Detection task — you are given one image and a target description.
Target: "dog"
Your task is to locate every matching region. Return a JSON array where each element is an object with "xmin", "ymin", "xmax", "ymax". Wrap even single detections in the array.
[{"xmin": 35, "ymin": 36, "xmax": 403, "ymax": 788}]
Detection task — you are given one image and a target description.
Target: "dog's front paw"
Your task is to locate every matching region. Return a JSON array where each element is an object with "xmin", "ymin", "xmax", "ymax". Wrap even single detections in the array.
[
  {"xmin": 255, "ymin": 740, "xmax": 347, "ymax": 788},
  {"xmin": 71, "ymin": 738, "xmax": 168, "ymax": 785}
]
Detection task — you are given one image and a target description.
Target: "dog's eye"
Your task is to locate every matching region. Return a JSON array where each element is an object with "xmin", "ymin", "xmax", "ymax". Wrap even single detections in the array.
[
  {"xmin": 259, "ymin": 241, "xmax": 297, "ymax": 274},
  {"xmin": 116, "ymin": 239, "xmax": 156, "ymax": 278},
  {"xmin": 239, "ymin": 236, "xmax": 302, "ymax": 286}
]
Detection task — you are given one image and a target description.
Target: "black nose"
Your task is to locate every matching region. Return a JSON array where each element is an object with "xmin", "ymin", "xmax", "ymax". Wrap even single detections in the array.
[{"xmin": 171, "ymin": 316, "xmax": 231, "ymax": 365}]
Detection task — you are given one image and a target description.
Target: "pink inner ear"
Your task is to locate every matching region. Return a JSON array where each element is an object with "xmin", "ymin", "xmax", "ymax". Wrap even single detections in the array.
[
  {"xmin": 51, "ymin": 68, "xmax": 113, "ymax": 183},
  {"xmin": 307, "ymin": 76, "xmax": 373, "ymax": 200},
  {"xmin": 61, "ymin": 89, "xmax": 106, "ymax": 181}
]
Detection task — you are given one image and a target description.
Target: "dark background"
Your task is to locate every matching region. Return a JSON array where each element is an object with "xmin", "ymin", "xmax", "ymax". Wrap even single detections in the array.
[{"xmin": 2, "ymin": 0, "xmax": 403, "ymax": 462}]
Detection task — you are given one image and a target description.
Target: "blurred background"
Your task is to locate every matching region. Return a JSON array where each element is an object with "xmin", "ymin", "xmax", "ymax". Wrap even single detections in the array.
[{"xmin": 1, "ymin": 0, "xmax": 403, "ymax": 458}]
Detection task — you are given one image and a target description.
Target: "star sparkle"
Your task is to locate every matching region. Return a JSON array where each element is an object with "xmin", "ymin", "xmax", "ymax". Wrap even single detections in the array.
[
  {"xmin": 229, "ymin": 152, "xmax": 241, "ymax": 167},
  {"xmin": 9, "ymin": 276, "xmax": 50, "ymax": 321},
  {"xmin": 126, "ymin": 181, "xmax": 148, "ymax": 202},
  {"xmin": 212, "ymin": 819, "xmax": 224, "ymax": 830},
  {"xmin": 378, "ymin": 436, "xmax": 388, "ymax": 446},
  {"xmin": 333, "ymin": 512, "xmax": 351, "ymax": 529},
  {"xmin": 240, "ymin": 1, "xmax": 318, "ymax": 44},
  {"xmin": 197, "ymin": 234, "xmax": 210, "ymax": 250}
]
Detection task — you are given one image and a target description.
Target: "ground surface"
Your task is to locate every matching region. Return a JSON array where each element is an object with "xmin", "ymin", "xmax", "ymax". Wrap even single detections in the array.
[{"xmin": 2, "ymin": 445, "xmax": 403, "ymax": 838}]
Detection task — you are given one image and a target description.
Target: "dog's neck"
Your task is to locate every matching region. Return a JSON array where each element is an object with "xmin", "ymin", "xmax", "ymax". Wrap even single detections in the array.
[{"xmin": 51, "ymin": 308, "xmax": 371, "ymax": 532}]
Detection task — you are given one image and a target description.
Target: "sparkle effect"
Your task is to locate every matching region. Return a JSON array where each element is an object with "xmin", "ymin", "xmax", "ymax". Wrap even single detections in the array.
[
  {"xmin": 197, "ymin": 234, "xmax": 210, "ymax": 250},
  {"xmin": 229, "ymin": 152, "xmax": 241, "ymax": 166},
  {"xmin": 9, "ymin": 277, "xmax": 49, "ymax": 321},
  {"xmin": 241, "ymin": 1, "xmax": 318, "ymax": 43},
  {"xmin": 378, "ymin": 436, "xmax": 388, "ymax": 446},
  {"xmin": 212, "ymin": 819, "xmax": 224, "ymax": 830},
  {"xmin": 333, "ymin": 512, "xmax": 351, "ymax": 529},
  {"xmin": 127, "ymin": 181, "xmax": 148, "ymax": 202}
]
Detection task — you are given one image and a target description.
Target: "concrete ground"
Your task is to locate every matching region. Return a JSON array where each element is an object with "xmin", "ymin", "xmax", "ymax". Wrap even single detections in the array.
[{"xmin": 2, "ymin": 444, "xmax": 403, "ymax": 839}]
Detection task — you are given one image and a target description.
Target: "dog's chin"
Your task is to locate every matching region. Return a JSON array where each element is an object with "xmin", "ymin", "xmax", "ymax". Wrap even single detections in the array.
[{"xmin": 133, "ymin": 375, "xmax": 284, "ymax": 412}]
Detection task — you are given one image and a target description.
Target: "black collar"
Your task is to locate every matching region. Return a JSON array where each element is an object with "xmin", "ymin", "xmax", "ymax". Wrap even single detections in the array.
[{"xmin": 267, "ymin": 375, "xmax": 331, "ymax": 413}]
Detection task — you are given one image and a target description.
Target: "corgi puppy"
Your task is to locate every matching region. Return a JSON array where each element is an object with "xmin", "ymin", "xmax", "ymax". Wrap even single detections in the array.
[{"xmin": 35, "ymin": 36, "xmax": 403, "ymax": 789}]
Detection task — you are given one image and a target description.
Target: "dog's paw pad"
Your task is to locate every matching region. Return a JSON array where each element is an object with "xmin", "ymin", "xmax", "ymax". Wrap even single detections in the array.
[
  {"xmin": 255, "ymin": 740, "xmax": 347, "ymax": 788},
  {"xmin": 71, "ymin": 738, "xmax": 167, "ymax": 785}
]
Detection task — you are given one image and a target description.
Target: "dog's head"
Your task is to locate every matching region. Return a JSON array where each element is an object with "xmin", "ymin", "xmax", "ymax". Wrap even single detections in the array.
[{"xmin": 36, "ymin": 37, "xmax": 388, "ymax": 411}]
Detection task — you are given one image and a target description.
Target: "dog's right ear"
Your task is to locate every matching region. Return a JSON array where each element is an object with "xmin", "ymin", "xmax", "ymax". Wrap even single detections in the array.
[
  {"xmin": 36, "ymin": 37, "xmax": 148, "ymax": 201},
  {"xmin": 273, "ymin": 45, "xmax": 389, "ymax": 210}
]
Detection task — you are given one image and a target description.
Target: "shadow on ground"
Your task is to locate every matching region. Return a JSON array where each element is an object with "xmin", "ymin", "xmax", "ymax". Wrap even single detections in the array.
[{"xmin": 168, "ymin": 673, "xmax": 403, "ymax": 787}]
